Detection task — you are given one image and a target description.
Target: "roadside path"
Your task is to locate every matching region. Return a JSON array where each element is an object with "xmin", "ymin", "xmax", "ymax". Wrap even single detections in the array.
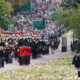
[{"xmin": 0, "ymin": 50, "xmax": 70, "ymax": 72}]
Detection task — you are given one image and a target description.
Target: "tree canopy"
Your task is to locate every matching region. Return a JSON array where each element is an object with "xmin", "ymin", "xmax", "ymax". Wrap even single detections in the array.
[
  {"xmin": 53, "ymin": 2, "xmax": 80, "ymax": 38},
  {"xmin": 0, "ymin": 0, "xmax": 16, "ymax": 29},
  {"xmin": 0, "ymin": 0, "xmax": 30, "ymax": 30},
  {"xmin": 0, "ymin": 0, "xmax": 13, "ymax": 14},
  {"xmin": 63, "ymin": 0, "xmax": 80, "ymax": 9},
  {"xmin": 5, "ymin": 0, "xmax": 30, "ymax": 8}
]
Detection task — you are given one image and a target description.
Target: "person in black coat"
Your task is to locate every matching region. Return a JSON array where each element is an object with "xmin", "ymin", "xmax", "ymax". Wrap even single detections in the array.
[
  {"xmin": 0, "ymin": 47, "xmax": 5, "ymax": 68},
  {"xmin": 5, "ymin": 47, "xmax": 12, "ymax": 63},
  {"xmin": 72, "ymin": 53, "xmax": 80, "ymax": 77},
  {"xmin": 44, "ymin": 40, "xmax": 49, "ymax": 55},
  {"xmin": 37, "ymin": 39, "xmax": 43, "ymax": 57},
  {"xmin": 30, "ymin": 40, "xmax": 38, "ymax": 59},
  {"xmin": 70, "ymin": 42, "xmax": 74, "ymax": 52}
]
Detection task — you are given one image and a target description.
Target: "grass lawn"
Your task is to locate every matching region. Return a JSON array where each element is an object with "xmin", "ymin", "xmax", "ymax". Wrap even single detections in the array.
[{"xmin": 0, "ymin": 54, "xmax": 79, "ymax": 80}]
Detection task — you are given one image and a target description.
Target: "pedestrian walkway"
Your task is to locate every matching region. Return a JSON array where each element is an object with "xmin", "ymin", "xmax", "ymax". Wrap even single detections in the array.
[{"xmin": 0, "ymin": 50, "xmax": 70, "ymax": 72}]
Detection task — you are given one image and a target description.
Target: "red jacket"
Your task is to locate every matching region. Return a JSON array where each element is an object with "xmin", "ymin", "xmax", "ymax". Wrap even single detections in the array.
[{"xmin": 18, "ymin": 46, "xmax": 32, "ymax": 57}]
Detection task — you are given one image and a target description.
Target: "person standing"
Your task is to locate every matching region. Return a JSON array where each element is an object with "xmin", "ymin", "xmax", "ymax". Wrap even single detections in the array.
[
  {"xmin": 23, "ymin": 46, "xmax": 32, "ymax": 65},
  {"xmin": 70, "ymin": 41, "xmax": 74, "ymax": 52},
  {"xmin": 18, "ymin": 46, "xmax": 24, "ymax": 66},
  {"xmin": 31, "ymin": 40, "xmax": 38, "ymax": 59},
  {"xmin": 76, "ymin": 40, "xmax": 80, "ymax": 53},
  {"xmin": 72, "ymin": 53, "xmax": 80, "ymax": 77},
  {"xmin": 5, "ymin": 47, "xmax": 12, "ymax": 64},
  {"xmin": 0, "ymin": 46, "xmax": 5, "ymax": 68},
  {"xmin": 18, "ymin": 45, "xmax": 32, "ymax": 66}
]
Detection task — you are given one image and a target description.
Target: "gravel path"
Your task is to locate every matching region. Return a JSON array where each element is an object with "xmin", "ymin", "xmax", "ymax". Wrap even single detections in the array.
[{"xmin": 0, "ymin": 50, "xmax": 70, "ymax": 72}]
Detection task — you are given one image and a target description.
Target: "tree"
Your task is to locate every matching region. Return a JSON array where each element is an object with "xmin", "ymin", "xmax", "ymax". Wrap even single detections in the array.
[
  {"xmin": 0, "ymin": 0, "xmax": 13, "ymax": 14},
  {"xmin": 62, "ymin": 0, "xmax": 80, "ymax": 9},
  {"xmin": 53, "ymin": 2, "xmax": 80, "ymax": 38},
  {"xmin": 0, "ymin": 0, "xmax": 15, "ymax": 29},
  {"xmin": 5, "ymin": 0, "xmax": 30, "ymax": 8}
]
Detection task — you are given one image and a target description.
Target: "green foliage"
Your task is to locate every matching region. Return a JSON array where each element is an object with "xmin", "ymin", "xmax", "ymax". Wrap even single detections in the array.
[
  {"xmin": 0, "ymin": 16, "xmax": 17, "ymax": 29},
  {"xmin": 51, "ymin": 12, "xmax": 61, "ymax": 21},
  {"xmin": 0, "ymin": 0, "xmax": 16, "ymax": 29},
  {"xmin": 0, "ymin": 0, "xmax": 13, "ymax": 14},
  {"xmin": 63, "ymin": 0, "xmax": 80, "ymax": 9},
  {"xmin": 5, "ymin": 0, "xmax": 30, "ymax": 8},
  {"xmin": 53, "ymin": 3, "xmax": 80, "ymax": 38}
]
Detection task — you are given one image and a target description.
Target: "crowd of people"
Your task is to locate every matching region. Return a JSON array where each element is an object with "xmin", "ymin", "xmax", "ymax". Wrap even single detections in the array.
[
  {"xmin": 0, "ymin": 35, "xmax": 60, "ymax": 68},
  {"xmin": 0, "ymin": 0, "xmax": 63, "ymax": 69},
  {"xmin": 10, "ymin": 0, "xmax": 56, "ymax": 33},
  {"xmin": 9, "ymin": 0, "xmax": 65, "ymax": 41}
]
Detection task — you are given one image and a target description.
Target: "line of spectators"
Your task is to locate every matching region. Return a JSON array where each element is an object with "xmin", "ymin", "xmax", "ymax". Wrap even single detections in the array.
[
  {"xmin": 0, "ymin": 35, "xmax": 60, "ymax": 67},
  {"xmin": 10, "ymin": 0, "xmax": 56, "ymax": 33}
]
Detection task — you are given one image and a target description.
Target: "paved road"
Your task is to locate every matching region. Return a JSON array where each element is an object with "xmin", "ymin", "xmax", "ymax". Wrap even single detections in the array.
[{"xmin": 0, "ymin": 50, "xmax": 70, "ymax": 72}]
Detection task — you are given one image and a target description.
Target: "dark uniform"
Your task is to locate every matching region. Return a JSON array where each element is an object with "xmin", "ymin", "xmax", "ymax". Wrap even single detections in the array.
[
  {"xmin": 31, "ymin": 40, "xmax": 38, "ymax": 59},
  {"xmin": 70, "ymin": 42, "xmax": 74, "ymax": 52},
  {"xmin": 39, "ymin": 40, "xmax": 46, "ymax": 55},
  {"xmin": 72, "ymin": 53, "xmax": 80, "ymax": 77},
  {"xmin": 5, "ymin": 47, "xmax": 12, "ymax": 63},
  {"xmin": 36, "ymin": 40, "xmax": 42, "ymax": 57},
  {"xmin": 0, "ymin": 47, "xmax": 5, "ymax": 68},
  {"xmin": 43, "ymin": 40, "xmax": 49, "ymax": 55}
]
